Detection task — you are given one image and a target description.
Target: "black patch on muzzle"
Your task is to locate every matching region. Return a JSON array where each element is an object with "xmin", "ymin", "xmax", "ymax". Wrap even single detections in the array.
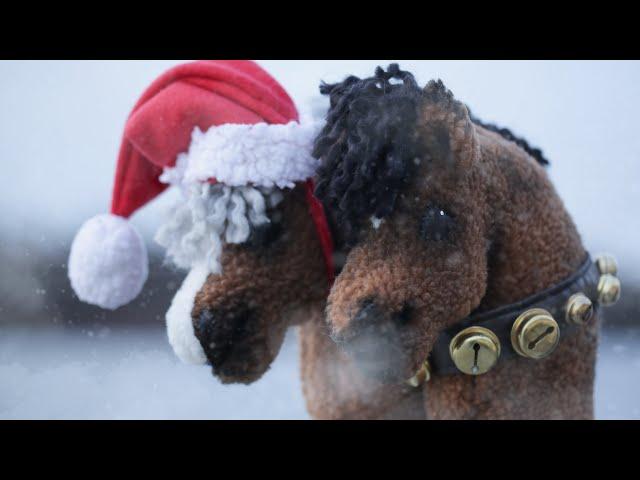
[{"xmin": 194, "ymin": 306, "xmax": 256, "ymax": 368}]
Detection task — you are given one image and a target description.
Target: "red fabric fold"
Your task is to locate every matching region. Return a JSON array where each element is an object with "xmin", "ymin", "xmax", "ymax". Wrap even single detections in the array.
[
  {"xmin": 110, "ymin": 60, "xmax": 298, "ymax": 218},
  {"xmin": 306, "ymin": 180, "xmax": 335, "ymax": 286}
]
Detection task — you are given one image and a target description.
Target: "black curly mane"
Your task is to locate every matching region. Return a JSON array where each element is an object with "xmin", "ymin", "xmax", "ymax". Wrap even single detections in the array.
[
  {"xmin": 312, "ymin": 64, "xmax": 549, "ymax": 247},
  {"xmin": 469, "ymin": 114, "xmax": 548, "ymax": 168}
]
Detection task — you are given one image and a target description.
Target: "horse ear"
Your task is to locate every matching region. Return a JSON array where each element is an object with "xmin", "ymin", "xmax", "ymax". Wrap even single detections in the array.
[{"xmin": 421, "ymin": 80, "xmax": 479, "ymax": 170}]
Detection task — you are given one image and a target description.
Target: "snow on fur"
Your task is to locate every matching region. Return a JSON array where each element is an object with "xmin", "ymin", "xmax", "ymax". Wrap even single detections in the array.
[{"xmin": 174, "ymin": 121, "xmax": 321, "ymax": 189}]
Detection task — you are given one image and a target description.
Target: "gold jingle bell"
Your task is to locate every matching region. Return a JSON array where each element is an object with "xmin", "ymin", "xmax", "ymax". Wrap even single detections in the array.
[
  {"xmin": 449, "ymin": 327, "xmax": 501, "ymax": 375},
  {"xmin": 406, "ymin": 360, "xmax": 431, "ymax": 387},
  {"xmin": 597, "ymin": 274, "xmax": 621, "ymax": 306},
  {"xmin": 566, "ymin": 293, "xmax": 594, "ymax": 325},
  {"xmin": 596, "ymin": 254, "xmax": 618, "ymax": 276},
  {"xmin": 511, "ymin": 308, "xmax": 560, "ymax": 359}
]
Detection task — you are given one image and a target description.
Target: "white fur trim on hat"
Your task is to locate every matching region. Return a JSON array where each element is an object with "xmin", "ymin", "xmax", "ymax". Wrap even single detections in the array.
[
  {"xmin": 167, "ymin": 121, "xmax": 321, "ymax": 189},
  {"xmin": 68, "ymin": 214, "xmax": 148, "ymax": 310},
  {"xmin": 166, "ymin": 262, "xmax": 209, "ymax": 365}
]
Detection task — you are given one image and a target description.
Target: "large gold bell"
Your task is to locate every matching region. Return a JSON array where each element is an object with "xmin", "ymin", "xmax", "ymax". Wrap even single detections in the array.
[
  {"xmin": 566, "ymin": 293, "xmax": 594, "ymax": 325},
  {"xmin": 596, "ymin": 254, "xmax": 618, "ymax": 276},
  {"xmin": 597, "ymin": 274, "xmax": 621, "ymax": 306},
  {"xmin": 511, "ymin": 308, "xmax": 560, "ymax": 359},
  {"xmin": 450, "ymin": 327, "xmax": 501, "ymax": 375},
  {"xmin": 406, "ymin": 360, "xmax": 431, "ymax": 387}
]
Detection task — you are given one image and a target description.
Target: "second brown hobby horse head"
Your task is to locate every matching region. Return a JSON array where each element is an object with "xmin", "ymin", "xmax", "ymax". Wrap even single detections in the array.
[
  {"xmin": 310, "ymin": 65, "xmax": 596, "ymax": 419},
  {"xmin": 191, "ymin": 185, "xmax": 327, "ymax": 384}
]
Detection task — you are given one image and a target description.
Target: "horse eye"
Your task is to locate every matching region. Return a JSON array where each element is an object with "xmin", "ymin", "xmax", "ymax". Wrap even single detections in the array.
[
  {"xmin": 420, "ymin": 206, "xmax": 456, "ymax": 242},
  {"xmin": 247, "ymin": 221, "xmax": 283, "ymax": 249}
]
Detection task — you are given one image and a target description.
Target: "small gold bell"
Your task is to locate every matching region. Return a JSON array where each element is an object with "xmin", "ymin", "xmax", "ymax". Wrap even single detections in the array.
[
  {"xmin": 406, "ymin": 360, "xmax": 431, "ymax": 387},
  {"xmin": 449, "ymin": 327, "xmax": 501, "ymax": 375},
  {"xmin": 596, "ymin": 254, "xmax": 618, "ymax": 276},
  {"xmin": 566, "ymin": 293, "xmax": 594, "ymax": 325},
  {"xmin": 597, "ymin": 273, "xmax": 621, "ymax": 306},
  {"xmin": 511, "ymin": 308, "xmax": 560, "ymax": 359}
]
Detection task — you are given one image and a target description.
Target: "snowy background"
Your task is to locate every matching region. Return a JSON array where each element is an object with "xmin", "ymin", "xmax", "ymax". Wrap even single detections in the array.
[{"xmin": 0, "ymin": 60, "xmax": 639, "ymax": 419}]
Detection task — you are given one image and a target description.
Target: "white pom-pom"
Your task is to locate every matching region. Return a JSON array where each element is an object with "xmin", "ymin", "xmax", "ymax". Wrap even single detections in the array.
[
  {"xmin": 166, "ymin": 263, "xmax": 208, "ymax": 364},
  {"xmin": 68, "ymin": 214, "xmax": 148, "ymax": 310}
]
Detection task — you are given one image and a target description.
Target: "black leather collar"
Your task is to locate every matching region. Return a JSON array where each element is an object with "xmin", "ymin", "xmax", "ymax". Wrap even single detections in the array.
[{"xmin": 429, "ymin": 256, "xmax": 600, "ymax": 376}]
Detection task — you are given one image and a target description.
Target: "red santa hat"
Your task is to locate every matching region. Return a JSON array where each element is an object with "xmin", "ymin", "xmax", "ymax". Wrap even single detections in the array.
[{"xmin": 68, "ymin": 60, "xmax": 334, "ymax": 311}]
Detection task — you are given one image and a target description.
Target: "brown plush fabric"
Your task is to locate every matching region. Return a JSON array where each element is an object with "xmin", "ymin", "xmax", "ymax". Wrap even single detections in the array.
[
  {"xmin": 192, "ymin": 186, "xmax": 327, "ymax": 384},
  {"xmin": 306, "ymin": 79, "xmax": 595, "ymax": 419},
  {"xmin": 298, "ymin": 309, "xmax": 424, "ymax": 419},
  {"xmin": 191, "ymin": 77, "xmax": 596, "ymax": 420},
  {"xmin": 422, "ymin": 126, "xmax": 596, "ymax": 420}
]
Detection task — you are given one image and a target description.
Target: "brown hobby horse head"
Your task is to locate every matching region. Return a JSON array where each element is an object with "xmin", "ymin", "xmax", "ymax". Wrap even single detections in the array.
[
  {"xmin": 182, "ymin": 184, "xmax": 329, "ymax": 384},
  {"xmin": 311, "ymin": 65, "xmax": 597, "ymax": 419}
]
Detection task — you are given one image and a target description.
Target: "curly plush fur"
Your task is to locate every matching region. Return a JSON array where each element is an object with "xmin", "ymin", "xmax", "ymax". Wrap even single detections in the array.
[
  {"xmin": 188, "ymin": 66, "xmax": 596, "ymax": 420},
  {"xmin": 311, "ymin": 67, "xmax": 594, "ymax": 419},
  {"xmin": 155, "ymin": 182, "xmax": 282, "ymax": 274},
  {"xmin": 191, "ymin": 186, "xmax": 327, "ymax": 384},
  {"xmin": 313, "ymin": 65, "xmax": 424, "ymax": 246},
  {"xmin": 313, "ymin": 64, "xmax": 549, "ymax": 247}
]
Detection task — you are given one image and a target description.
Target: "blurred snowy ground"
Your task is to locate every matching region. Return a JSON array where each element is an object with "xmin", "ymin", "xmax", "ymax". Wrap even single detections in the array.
[
  {"xmin": 0, "ymin": 327, "xmax": 309, "ymax": 420},
  {"xmin": 0, "ymin": 323, "xmax": 637, "ymax": 420},
  {"xmin": 0, "ymin": 61, "xmax": 639, "ymax": 419}
]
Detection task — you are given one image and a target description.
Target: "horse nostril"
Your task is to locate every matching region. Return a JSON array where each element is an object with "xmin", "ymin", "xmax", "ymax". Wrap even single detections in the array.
[
  {"xmin": 352, "ymin": 300, "xmax": 385, "ymax": 328},
  {"xmin": 196, "ymin": 309, "xmax": 215, "ymax": 337},
  {"xmin": 337, "ymin": 300, "xmax": 413, "ymax": 344},
  {"xmin": 393, "ymin": 304, "xmax": 413, "ymax": 326},
  {"xmin": 333, "ymin": 299, "xmax": 413, "ymax": 383},
  {"xmin": 352, "ymin": 300, "xmax": 413, "ymax": 329},
  {"xmin": 194, "ymin": 307, "xmax": 253, "ymax": 367}
]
